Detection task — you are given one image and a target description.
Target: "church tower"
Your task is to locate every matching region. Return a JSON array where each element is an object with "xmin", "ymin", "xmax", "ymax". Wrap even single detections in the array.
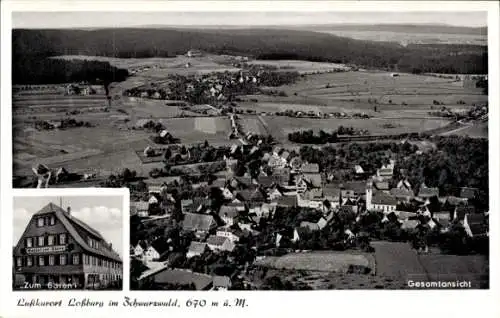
[{"xmin": 366, "ymin": 177, "xmax": 373, "ymax": 211}]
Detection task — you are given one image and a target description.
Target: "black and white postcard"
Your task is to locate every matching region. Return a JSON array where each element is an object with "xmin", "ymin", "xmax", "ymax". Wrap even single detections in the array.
[{"xmin": 1, "ymin": 1, "xmax": 499, "ymax": 318}]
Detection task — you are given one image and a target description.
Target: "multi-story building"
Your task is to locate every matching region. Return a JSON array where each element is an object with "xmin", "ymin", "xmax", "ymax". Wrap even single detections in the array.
[{"xmin": 13, "ymin": 203, "xmax": 122, "ymax": 290}]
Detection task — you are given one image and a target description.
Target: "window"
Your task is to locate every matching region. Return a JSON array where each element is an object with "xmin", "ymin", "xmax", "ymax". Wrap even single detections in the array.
[
  {"xmin": 59, "ymin": 233, "xmax": 66, "ymax": 245},
  {"xmin": 72, "ymin": 254, "xmax": 79, "ymax": 265},
  {"xmin": 98, "ymin": 258, "xmax": 102, "ymax": 267},
  {"xmin": 38, "ymin": 236, "xmax": 45, "ymax": 247},
  {"xmin": 59, "ymin": 254, "xmax": 66, "ymax": 266},
  {"xmin": 47, "ymin": 235, "xmax": 54, "ymax": 246},
  {"xmin": 88, "ymin": 238, "xmax": 93, "ymax": 248},
  {"xmin": 92, "ymin": 256, "xmax": 96, "ymax": 266},
  {"xmin": 27, "ymin": 257, "xmax": 33, "ymax": 267},
  {"xmin": 26, "ymin": 238, "xmax": 33, "ymax": 248},
  {"xmin": 49, "ymin": 216, "xmax": 55, "ymax": 225},
  {"xmin": 38, "ymin": 256, "xmax": 45, "ymax": 266},
  {"xmin": 49, "ymin": 255, "xmax": 55, "ymax": 266},
  {"xmin": 37, "ymin": 218, "xmax": 44, "ymax": 227},
  {"xmin": 16, "ymin": 257, "xmax": 22, "ymax": 267}
]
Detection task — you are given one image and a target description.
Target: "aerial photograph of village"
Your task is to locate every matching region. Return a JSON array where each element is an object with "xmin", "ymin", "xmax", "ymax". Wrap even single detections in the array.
[{"xmin": 12, "ymin": 11, "xmax": 489, "ymax": 290}]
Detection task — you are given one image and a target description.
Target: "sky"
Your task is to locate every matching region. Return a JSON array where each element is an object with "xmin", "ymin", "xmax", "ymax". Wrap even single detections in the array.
[
  {"xmin": 12, "ymin": 11, "xmax": 487, "ymax": 29},
  {"xmin": 13, "ymin": 196, "xmax": 124, "ymax": 258}
]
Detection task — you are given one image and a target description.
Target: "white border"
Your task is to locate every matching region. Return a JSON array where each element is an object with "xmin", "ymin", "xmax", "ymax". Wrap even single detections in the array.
[{"xmin": 1, "ymin": 2, "xmax": 499, "ymax": 318}]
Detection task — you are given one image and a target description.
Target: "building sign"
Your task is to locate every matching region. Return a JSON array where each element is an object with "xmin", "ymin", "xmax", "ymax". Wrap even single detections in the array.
[{"xmin": 26, "ymin": 245, "xmax": 67, "ymax": 254}]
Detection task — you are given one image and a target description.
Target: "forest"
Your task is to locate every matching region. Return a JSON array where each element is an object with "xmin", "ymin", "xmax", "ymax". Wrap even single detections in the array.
[
  {"xmin": 12, "ymin": 54, "xmax": 129, "ymax": 85},
  {"xmin": 13, "ymin": 28, "xmax": 488, "ymax": 77}
]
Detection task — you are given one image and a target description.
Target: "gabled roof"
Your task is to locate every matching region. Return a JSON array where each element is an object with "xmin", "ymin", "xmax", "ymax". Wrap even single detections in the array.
[
  {"xmin": 354, "ymin": 165, "xmax": 364, "ymax": 174},
  {"xmin": 25, "ymin": 203, "xmax": 121, "ymax": 261},
  {"xmin": 342, "ymin": 181, "xmax": 366, "ymax": 194},
  {"xmin": 418, "ymin": 184, "xmax": 439, "ymax": 198},
  {"xmin": 303, "ymin": 188, "xmax": 323, "ymax": 200},
  {"xmin": 390, "ymin": 188, "xmax": 415, "ymax": 198},
  {"xmin": 301, "ymin": 163, "xmax": 320, "ymax": 174},
  {"xmin": 182, "ymin": 213, "xmax": 216, "ymax": 232},
  {"xmin": 207, "ymin": 235, "xmax": 229, "ymax": 246},
  {"xmin": 374, "ymin": 181, "xmax": 390, "ymax": 190},
  {"xmin": 323, "ymin": 186, "xmax": 341, "ymax": 199},
  {"xmin": 188, "ymin": 241, "xmax": 208, "ymax": 254},
  {"xmin": 236, "ymin": 189, "xmax": 265, "ymax": 202},
  {"xmin": 371, "ymin": 191, "xmax": 398, "ymax": 206}
]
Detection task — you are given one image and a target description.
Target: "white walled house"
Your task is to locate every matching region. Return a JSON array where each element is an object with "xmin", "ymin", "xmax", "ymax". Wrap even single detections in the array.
[{"xmin": 143, "ymin": 246, "xmax": 160, "ymax": 263}]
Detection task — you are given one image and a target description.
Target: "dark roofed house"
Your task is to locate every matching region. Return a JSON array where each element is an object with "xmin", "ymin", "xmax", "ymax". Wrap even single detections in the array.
[
  {"xmin": 181, "ymin": 213, "xmax": 217, "ymax": 234},
  {"xmin": 323, "ymin": 186, "xmax": 341, "ymax": 202},
  {"xmin": 374, "ymin": 181, "xmax": 390, "ymax": 191},
  {"xmin": 187, "ymin": 242, "xmax": 208, "ymax": 258},
  {"xmin": 207, "ymin": 235, "xmax": 235, "ymax": 252},
  {"xmin": 464, "ymin": 213, "xmax": 488, "ymax": 238},
  {"xmin": 235, "ymin": 188, "xmax": 266, "ymax": 203},
  {"xmin": 390, "ymin": 188, "xmax": 415, "ymax": 202},
  {"xmin": 139, "ymin": 268, "xmax": 213, "ymax": 290},
  {"xmin": 418, "ymin": 184, "xmax": 439, "ymax": 199},
  {"xmin": 343, "ymin": 181, "xmax": 367, "ymax": 196}
]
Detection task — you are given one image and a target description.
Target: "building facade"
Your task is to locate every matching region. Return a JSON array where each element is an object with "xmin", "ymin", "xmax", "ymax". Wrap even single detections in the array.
[{"xmin": 13, "ymin": 203, "xmax": 122, "ymax": 290}]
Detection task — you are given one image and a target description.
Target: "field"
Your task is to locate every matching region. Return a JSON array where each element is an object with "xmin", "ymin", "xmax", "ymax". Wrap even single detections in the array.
[
  {"xmin": 250, "ymin": 242, "xmax": 489, "ymax": 289},
  {"xmin": 246, "ymin": 59, "xmax": 351, "ymax": 74},
  {"xmin": 316, "ymin": 30, "xmax": 487, "ymax": 46},
  {"xmin": 259, "ymin": 116, "xmax": 451, "ymax": 143},
  {"xmin": 254, "ymin": 251, "xmax": 376, "ymax": 273},
  {"xmin": 372, "ymin": 241, "xmax": 489, "ymax": 288},
  {"xmin": 12, "ymin": 58, "xmax": 487, "ymax": 184}
]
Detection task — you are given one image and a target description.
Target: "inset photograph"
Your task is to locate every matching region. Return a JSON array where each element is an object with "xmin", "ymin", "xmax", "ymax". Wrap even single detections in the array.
[{"xmin": 12, "ymin": 194, "xmax": 124, "ymax": 290}]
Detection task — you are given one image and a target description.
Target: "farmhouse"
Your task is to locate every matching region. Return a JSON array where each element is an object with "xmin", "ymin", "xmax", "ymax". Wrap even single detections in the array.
[
  {"xmin": 181, "ymin": 213, "xmax": 217, "ymax": 236},
  {"xmin": 13, "ymin": 203, "xmax": 122, "ymax": 290},
  {"xmin": 206, "ymin": 235, "xmax": 235, "ymax": 252}
]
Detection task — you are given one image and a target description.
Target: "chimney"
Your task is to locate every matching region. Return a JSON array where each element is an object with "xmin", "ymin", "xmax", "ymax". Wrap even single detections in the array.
[{"xmin": 67, "ymin": 206, "xmax": 71, "ymax": 215}]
